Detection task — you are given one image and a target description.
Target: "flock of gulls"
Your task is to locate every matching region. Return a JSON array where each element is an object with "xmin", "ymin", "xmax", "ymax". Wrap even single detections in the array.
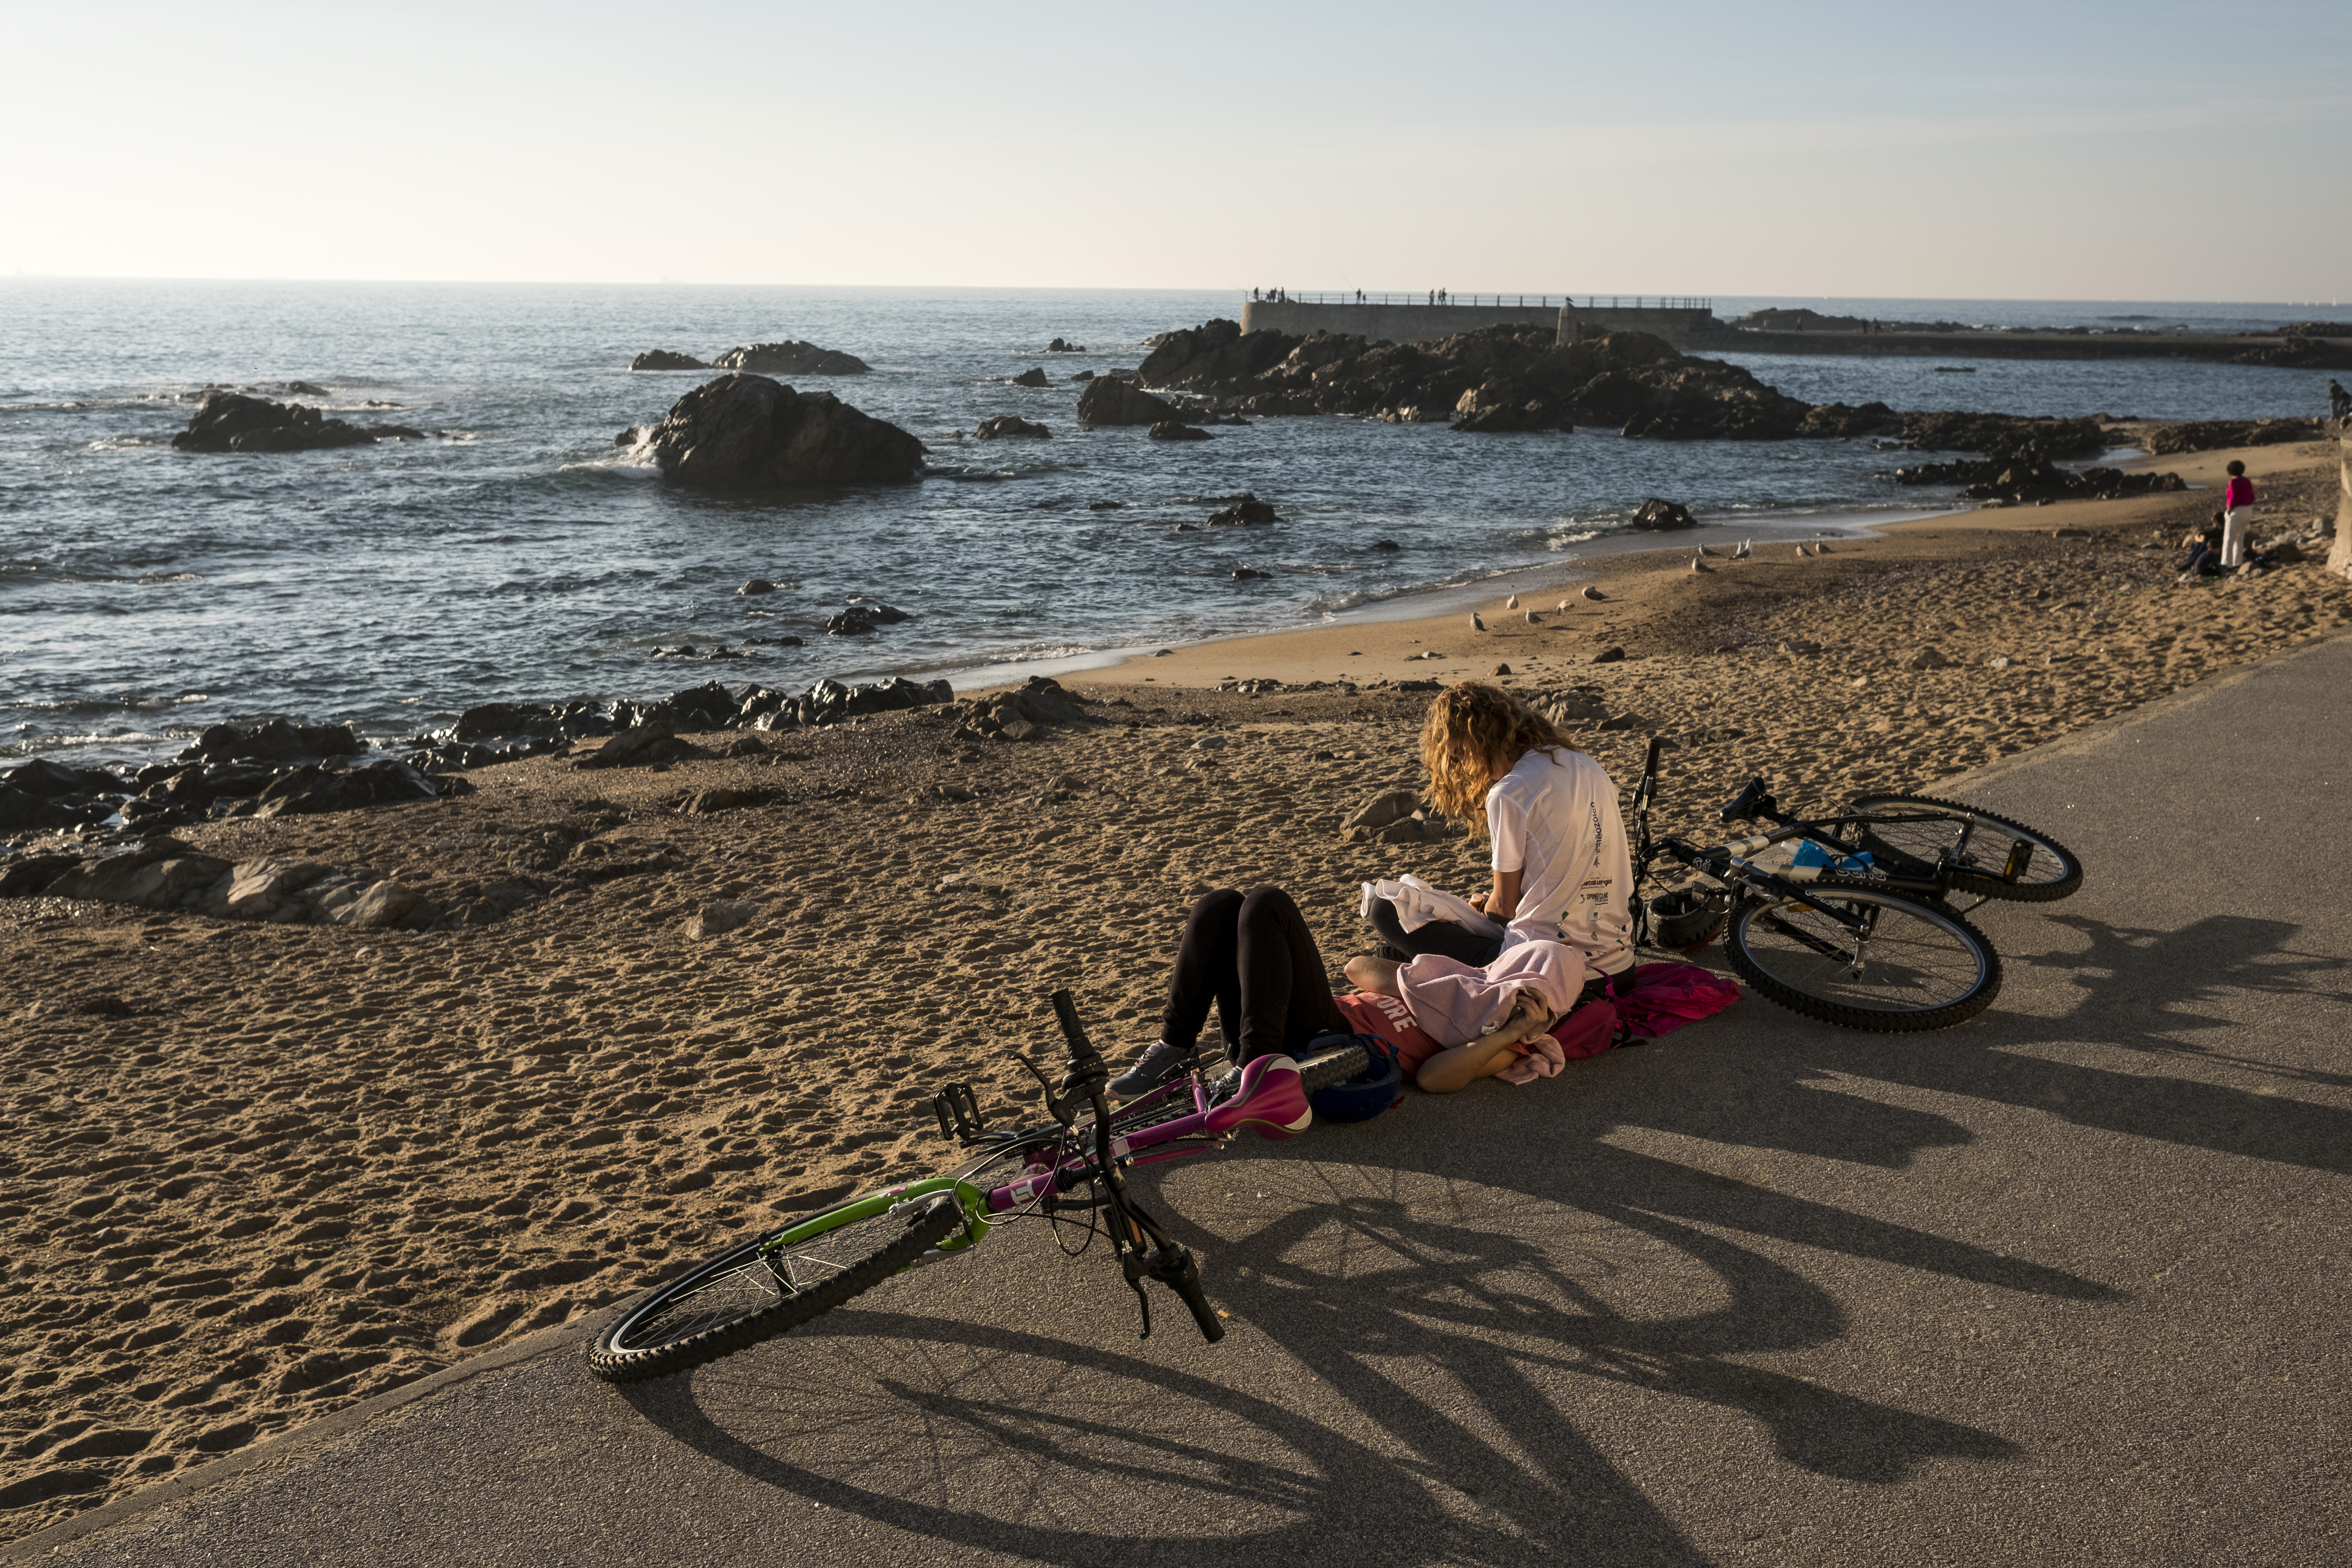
[{"xmin": 1479, "ymin": 537, "xmax": 1831, "ymax": 628}]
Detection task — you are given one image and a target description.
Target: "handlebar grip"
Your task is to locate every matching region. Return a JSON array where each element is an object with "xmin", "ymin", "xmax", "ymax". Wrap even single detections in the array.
[
  {"xmin": 1047, "ymin": 989, "xmax": 1101, "ymax": 1068},
  {"xmin": 1642, "ymin": 737, "xmax": 1662, "ymax": 781}
]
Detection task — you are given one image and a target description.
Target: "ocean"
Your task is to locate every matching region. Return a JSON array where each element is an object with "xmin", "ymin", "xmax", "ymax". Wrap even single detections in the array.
[{"xmin": 4, "ymin": 281, "xmax": 2343, "ymax": 767}]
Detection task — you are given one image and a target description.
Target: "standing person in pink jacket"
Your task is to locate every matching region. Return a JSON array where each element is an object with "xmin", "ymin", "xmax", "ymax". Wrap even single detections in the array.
[{"xmin": 2221, "ymin": 460, "xmax": 2257, "ymax": 569}]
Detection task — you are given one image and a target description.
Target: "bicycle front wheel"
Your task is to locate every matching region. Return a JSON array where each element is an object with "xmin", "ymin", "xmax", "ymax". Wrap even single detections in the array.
[
  {"xmin": 586, "ymin": 1192, "xmax": 964, "ymax": 1383},
  {"xmin": 1836, "ymin": 792, "xmax": 2084, "ymax": 903},
  {"xmin": 1725, "ymin": 887, "xmax": 2000, "ymax": 1031}
]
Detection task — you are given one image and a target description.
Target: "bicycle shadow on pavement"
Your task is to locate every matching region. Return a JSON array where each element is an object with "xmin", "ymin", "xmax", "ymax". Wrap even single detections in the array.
[
  {"xmin": 615, "ymin": 1074, "xmax": 2076, "ymax": 1565},
  {"xmin": 1734, "ymin": 907, "xmax": 2352, "ymax": 1176}
]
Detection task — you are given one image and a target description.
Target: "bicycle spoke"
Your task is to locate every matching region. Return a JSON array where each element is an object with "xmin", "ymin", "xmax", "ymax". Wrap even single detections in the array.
[{"xmin": 1740, "ymin": 897, "xmax": 1984, "ymax": 1014}]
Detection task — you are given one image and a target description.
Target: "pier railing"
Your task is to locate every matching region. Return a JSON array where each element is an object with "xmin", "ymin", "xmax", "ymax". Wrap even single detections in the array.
[{"xmin": 1242, "ymin": 293, "xmax": 1712, "ymax": 311}]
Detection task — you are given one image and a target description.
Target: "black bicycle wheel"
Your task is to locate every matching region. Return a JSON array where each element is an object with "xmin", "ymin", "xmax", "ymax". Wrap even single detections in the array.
[
  {"xmin": 585, "ymin": 1192, "xmax": 964, "ymax": 1383},
  {"xmin": 1834, "ymin": 792, "xmax": 2084, "ymax": 903},
  {"xmin": 1725, "ymin": 887, "xmax": 2001, "ymax": 1031}
]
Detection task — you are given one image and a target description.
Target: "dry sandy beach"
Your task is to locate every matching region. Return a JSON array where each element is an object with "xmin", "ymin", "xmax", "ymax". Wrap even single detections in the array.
[{"xmin": 2, "ymin": 433, "xmax": 2346, "ymax": 1539}]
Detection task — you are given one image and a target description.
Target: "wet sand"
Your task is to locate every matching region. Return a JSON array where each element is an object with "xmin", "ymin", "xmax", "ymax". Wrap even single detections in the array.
[{"xmin": 3, "ymin": 435, "xmax": 2345, "ymax": 1538}]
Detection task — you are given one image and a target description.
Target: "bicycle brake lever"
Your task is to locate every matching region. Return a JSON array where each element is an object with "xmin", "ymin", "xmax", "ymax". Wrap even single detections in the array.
[{"xmin": 1013, "ymin": 1052, "xmax": 1073, "ymax": 1127}]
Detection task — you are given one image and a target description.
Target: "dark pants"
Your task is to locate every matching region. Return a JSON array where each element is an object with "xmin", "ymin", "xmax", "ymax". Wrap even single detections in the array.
[
  {"xmin": 1367, "ymin": 895, "xmax": 1504, "ymax": 967},
  {"xmin": 1162, "ymin": 888, "xmax": 1350, "ymax": 1066},
  {"xmin": 2183, "ymin": 545, "xmax": 2222, "ymax": 576}
]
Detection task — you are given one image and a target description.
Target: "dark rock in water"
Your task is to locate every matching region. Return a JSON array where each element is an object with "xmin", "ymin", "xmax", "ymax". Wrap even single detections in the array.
[
  {"xmin": 646, "ymin": 373, "xmax": 925, "ymax": 488},
  {"xmin": 1630, "ymin": 498, "xmax": 1696, "ymax": 530},
  {"xmin": 1232, "ymin": 567, "xmax": 1269, "ymax": 580},
  {"xmin": 615, "ymin": 426, "xmax": 642, "ymax": 446},
  {"xmin": 1371, "ymin": 539, "xmax": 1401, "ymax": 551},
  {"xmin": 1205, "ymin": 493, "xmax": 1279, "ymax": 526},
  {"xmin": 710, "ymin": 341, "xmax": 870, "ymax": 376},
  {"xmin": 737, "ymin": 578, "xmax": 778, "ymax": 594},
  {"xmin": 974, "ymin": 415, "xmax": 1051, "ymax": 440},
  {"xmin": 1011, "ymin": 366, "xmax": 1051, "ymax": 388},
  {"xmin": 1892, "ymin": 412, "xmax": 2102, "ymax": 460},
  {"xmin": 181, "ymin": 719, "xmax": 365, "ymax": 765},
  {"xmin": 631, "ymin": 349, "xmax": 710, "ymax": 371},
  {"xmin": 1451, "ymin": 379, "xmax": 1573, "ymax": 433},
  {"xmin": 2232, "ymin": 324, "xmax": 2350, "ymax": 370},
  {"xmin": 1076, "ymin": 377, "xmax": 1182, "ymax": 428},
  {"xmin": 1071, "ymin": 370, "xmax": 1096, "ymax": 381},
  {"xmin": 282, "ymin": 380, "xmax": 331, "ymax": 397},
  {"xmin": 1795, "ymin": 401, "xmax": 1903, "ymax": 439},
  {"xmin": 3, "ymin": 757, "xmax": 122, "ymax": 798},
  {"xmin": 1047, "ymin": 338, "xmax": 1085, "ymax": 353},
  {"xmin": 171, "ymin": 392, "xmax": 379, "ymax": 454},
  {"xmin": 1086, "ymin": 499, "xmax": 1124, "ymax": 510},
  {"xmin": 825, "ymin": 601, "xmax": 911, "ymax": 636},
  {"xmin": 1149, "ymin": 421, "xmax": 1212, "ymax": 442}
]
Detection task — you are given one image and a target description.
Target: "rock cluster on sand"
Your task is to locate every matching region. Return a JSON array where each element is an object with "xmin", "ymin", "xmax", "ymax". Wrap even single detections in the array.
[
  {"xmin": 630, "ymin": 349, "xmax": 710, "ymax": 371},
  {"xmin": 171, "ymin": 392, "xmax": 427, "ymax": 453},
  {"xmin": 973, "ymin": 415, "xmax": 1050, "ymax": 440},
  {"xmin": 645, "ymin": 373, "xmax": 924, "ymax": 488},
  {"xmin": 941, "ymin": 676, "xmax": 1098, "ymax": 745},
  {"xmin": 2141, "ymin": 418, "xmax": 2325, "ymax": 455},
  {"xmin": 710, "ymin": 341, "xmax": 871, "ymax": 376}
]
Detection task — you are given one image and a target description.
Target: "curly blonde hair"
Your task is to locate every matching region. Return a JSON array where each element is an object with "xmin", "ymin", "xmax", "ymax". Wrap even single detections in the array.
[{"xmin": 1419, "ymin": 682, "xmax": 1576, "ymax": 830}]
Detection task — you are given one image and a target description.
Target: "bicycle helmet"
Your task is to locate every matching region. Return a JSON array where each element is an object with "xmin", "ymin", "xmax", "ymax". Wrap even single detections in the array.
[
  {"xmin": 1648, "ymin": 887, "xmax": 1729, "ymax": 951},
  {"xmin": 1299, "ymin": 1033, "xmax": 1406, "ymax": 1123}
]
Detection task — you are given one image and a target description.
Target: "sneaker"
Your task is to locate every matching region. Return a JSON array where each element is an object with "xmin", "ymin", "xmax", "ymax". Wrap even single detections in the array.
[{"xmin": 1106, "ymin": 1041, "xmax": 1204, "ymax": 1102}]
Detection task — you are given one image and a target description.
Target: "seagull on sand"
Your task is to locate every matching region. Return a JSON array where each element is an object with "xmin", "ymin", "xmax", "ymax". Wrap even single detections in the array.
[
  {"xmin": 1581, "ymin": 585, "xmax": 1606, "ymax": 601},
  {"xmin": 1695, "ymin": 543, "xmax": 1718, "ymax": 558},
  {"xmin": 1732, "ymin": 538, "xmax": 1752, "ymax": 560},
  {"xmin": 1815, "ymin": 540, "xmax": 1834, "ymax": 554},
  {"xmin": 1689, "ymin": 554, "xmax": 1710, "ymax": 573},
  {"xmin": 1471, "ymin": 612, "xmax": 1487, "ymax": 631},
  {"xmin": 1506, "ymin": 594, "xmax": 1520, "ymax": 609},
  {"xmin": 1556, "ymin": 599, "xmax": 1574, "ymax": 612},
  {"xmin": 1525, "ymin": 610, "xmax": 1540, "ymax": 624}
]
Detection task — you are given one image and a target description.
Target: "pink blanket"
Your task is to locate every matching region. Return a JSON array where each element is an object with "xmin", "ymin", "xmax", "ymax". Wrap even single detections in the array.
[
  {"xmin": 1398, "ymin": 940, "xmax": 1586, "ymax": 1047},
  {"xmin": 1612, "ymin": 961, "xmax": 1742, "ymax": 1039}
]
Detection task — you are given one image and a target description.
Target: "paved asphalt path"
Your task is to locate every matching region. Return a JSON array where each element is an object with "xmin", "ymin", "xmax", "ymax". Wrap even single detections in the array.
[{"xmin": 17, "ymin": 636, "xmax": 2351, "ymax": 1567}]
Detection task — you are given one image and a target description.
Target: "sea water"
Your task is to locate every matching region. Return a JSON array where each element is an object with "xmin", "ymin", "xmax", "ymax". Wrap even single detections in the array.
[{"xmin": 3, "ymin": 281, "xmax": 2341, "ymax": 766}]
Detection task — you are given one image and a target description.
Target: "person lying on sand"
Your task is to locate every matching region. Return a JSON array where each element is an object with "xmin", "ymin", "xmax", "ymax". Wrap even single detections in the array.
[
  {"xmin": 1364, "ymin": 682, "xmax": 1635, "ymax": 987},
  {"xmin": 1106, "ymin": 885, "xmax": 1592, "ymax": 1101}
]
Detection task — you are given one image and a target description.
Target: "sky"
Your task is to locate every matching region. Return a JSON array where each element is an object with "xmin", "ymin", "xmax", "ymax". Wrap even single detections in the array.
[{"xmin": 6, "ymin": 0, "xmax": 2348, "ymax": 300}]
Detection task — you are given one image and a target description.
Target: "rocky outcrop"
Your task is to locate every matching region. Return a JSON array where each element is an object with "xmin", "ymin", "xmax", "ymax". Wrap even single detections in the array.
[
  {"xmin": 1076, "ymin": 377, "xmax": 1184, "ymax": 427},
  {"xmin": 2142, "ymin": 418, "xmax": 2325, "ymax": 455},
  {"xmin": 1148, "ymin": 421, "xmax": 1211, "ymax": 441},
  {"xmin": 2232, "ymin": 324, "xmax": 2352, "ymax": 370},
  {"xmin": 1136, "ymin": 320, "xmax": 1814, "ymax": 440},
  {"xmin": 646, "ymin": 374, "xmax": 925, "ymax": 488},
  {"xmin": 1046, "ymin": 338, "xmax": 1084, "ymax": 352},
  {"xmin": 1011, "ymin": 367, "xmax": 1050, "ymax": 388},
  {"xmin": 170, "ymin": 393, "xmax": 424, "ymax": 454},
  {"xmin": 941, "ymin": 677, "xmax": 1096, "ymax": 746},
  {"xmin": 824, "ymin": 602, "xmax": 911, "ymax": 635},
  {"xmin": 710, "ymin": 341, "xmax": 870, "ymax": 375},
  {"xmin": 1630, "ymin": 498, "xmax": 1696, "ymax": 530},
  {"xmin": 630, "ymin": 350, "xmax": 709, "ymax": 371},
  {"xmin": 1893, "ymin": 451, "xmax": 2187, "ymax": 506},
  {"xmin": 974, "ymin": 415, "xmax": 1049, "ymax": 439},
  {"xmin": 1893, "ymin": 413, "xmax": 2104, "ymax": 459}
]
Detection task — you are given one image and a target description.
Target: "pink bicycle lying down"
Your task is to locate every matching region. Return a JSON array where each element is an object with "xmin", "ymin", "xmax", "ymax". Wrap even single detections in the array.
[{"xmin": 587, "ymin": 990, "xmax": 1380, "ymax": 1382}]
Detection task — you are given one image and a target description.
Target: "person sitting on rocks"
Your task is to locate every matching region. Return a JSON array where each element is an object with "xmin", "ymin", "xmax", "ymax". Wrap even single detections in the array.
[
  {"xmin": 2179, "ymin": 510, "xmax": 2228, "ymax": 580},
  {"xmin": 1363, "ymin": 683, "xmax": 1636, "ymax": 993},
  {"xmin": 1104, "ymin": 886, "xmax": 1589, "ymax": 1102},
  {"xmin": 2330, "ymin": 379, "xmax": 2350, "ymax": 421}
]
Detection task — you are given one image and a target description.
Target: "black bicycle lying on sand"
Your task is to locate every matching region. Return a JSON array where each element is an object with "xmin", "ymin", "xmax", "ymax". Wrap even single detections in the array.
[{"xmin": 1632, "ymin": 739, "xmax": 2082, "ymax": 1031}]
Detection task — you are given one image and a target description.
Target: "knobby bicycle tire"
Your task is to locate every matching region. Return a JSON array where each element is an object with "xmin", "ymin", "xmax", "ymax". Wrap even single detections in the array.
[
  {"xmin": 1724, "ymin": 887, "xmax": 2001, "ymax": 1032},
  {"xmin": 1297, "ymin": 1042, "xmax": 1372, "ymax": 1094},
  {"xmin": 1837, "ymin": 792, "xmax": 2084, "ymax": 903},
  {"xmin": 585, "ymin": 1193, "xmax": 964, "ymax": 1383}
]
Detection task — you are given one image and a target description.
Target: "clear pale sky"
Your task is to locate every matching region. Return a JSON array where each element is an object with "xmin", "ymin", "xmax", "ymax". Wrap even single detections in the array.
[{"xmin": 10, "ymin": 0, "xmax": 2347, "ymax": 299}]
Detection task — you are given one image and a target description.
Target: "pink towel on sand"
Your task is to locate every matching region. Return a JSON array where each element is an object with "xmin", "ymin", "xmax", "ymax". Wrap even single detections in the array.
[
  {"xmin": 1612, "ymin": 961, "xmax": 1742, "ymax": 1038},
  {"xmin": 1398, "ymin": 940, "xmax": 1586, "ymax": 1048}
]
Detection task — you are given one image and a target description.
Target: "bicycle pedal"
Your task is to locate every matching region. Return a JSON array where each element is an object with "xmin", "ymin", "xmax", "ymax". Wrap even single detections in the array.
[{"xmin": 931, "ymin": 1082, "xmax": 989, "ymax": 1145}]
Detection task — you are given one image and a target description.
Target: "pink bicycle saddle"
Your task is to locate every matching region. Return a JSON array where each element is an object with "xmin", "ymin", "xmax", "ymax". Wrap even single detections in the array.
[{"xmin": 1202, "ymin": 1055, "xmax": 1313, "ymax": 1141}]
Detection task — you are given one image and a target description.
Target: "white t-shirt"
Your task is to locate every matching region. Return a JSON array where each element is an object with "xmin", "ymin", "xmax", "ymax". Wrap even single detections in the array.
[{"xmin": 1487, "ymin": 747, "xmax": 1634, "ymax": 974}]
